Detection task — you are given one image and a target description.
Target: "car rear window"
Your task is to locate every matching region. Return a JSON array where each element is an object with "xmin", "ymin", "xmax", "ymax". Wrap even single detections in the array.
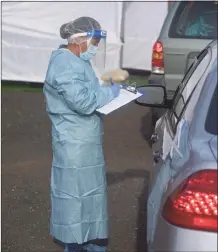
[
  {"xmin": 205, "ymin": 85, "xmax": 217, "ymax": 135},
  {"xmin": 169, "ymin": 1, "xmax": 218, "ymax": 39}
]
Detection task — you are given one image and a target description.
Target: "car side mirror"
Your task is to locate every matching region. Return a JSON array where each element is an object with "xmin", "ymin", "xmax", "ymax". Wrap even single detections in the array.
[{"xmin": 136, "ymin": 85, "xmax": 170, "ymax": 108}]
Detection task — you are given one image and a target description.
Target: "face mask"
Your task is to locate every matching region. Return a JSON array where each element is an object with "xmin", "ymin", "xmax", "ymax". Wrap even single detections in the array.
[{"xmin": 80, "ymin": 44, "xmax": 98, "ymax": 61}]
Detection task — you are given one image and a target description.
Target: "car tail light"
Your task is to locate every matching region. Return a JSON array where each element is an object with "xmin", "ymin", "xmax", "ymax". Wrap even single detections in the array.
[
  {"xmin": 152, "ymin": 41, "xmax": 164, "ymax": 74},
  {"xmin": 162, "ymin": 170, "xmax": 217, "ymax": 232}
]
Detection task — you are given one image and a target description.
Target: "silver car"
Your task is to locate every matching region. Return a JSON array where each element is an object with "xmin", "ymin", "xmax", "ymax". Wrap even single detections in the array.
[
  {"xmin": 136, "ymin": 40, "xmax": 217, "ymax": 251},
  {"xmin": 148, "ymin": 1, "xmax": 218, "ymax": 126}
]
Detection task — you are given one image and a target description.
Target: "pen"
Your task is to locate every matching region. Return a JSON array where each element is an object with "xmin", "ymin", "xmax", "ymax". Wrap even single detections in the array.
[{"xmin": 109, "ymin": 76, "xmax": 114, "ymax": 85}]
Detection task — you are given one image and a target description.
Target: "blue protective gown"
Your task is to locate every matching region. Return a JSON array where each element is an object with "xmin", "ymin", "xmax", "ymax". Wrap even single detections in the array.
[{"xmin": 43, "ymin": 48, "xmax": 114, "ymax": 244}]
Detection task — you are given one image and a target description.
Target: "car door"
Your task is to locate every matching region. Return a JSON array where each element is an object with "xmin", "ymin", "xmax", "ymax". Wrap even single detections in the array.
[
  {"xmin": 151, "ymin": 47, "xmax": 212, "ymax": 183},
  {"xmin": 149, "ymin": 49, "xmax": 208, "ymax": 188},
  {"xmin": 147, "ymin": 47, "xmax": 213, "ymax": 245}
]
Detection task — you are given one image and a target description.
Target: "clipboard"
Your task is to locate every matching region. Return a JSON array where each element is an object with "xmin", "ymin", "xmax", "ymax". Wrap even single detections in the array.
[
  {"xmin": 97, "ymin": 82, "xmax": 143, "ymax": 115},
  {"xmin": 121, "ymin": 82, "xmax": 138, "ymax": 94}
]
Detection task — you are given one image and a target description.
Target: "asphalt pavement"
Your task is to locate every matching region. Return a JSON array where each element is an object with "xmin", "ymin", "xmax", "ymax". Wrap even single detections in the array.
[{"xmin": 2, "ymin": 92, "xmax": 153, "ymax": 252}]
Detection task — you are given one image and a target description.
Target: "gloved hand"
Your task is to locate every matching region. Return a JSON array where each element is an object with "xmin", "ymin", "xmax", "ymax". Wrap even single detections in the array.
[{"xmin": 110, "ymin": 84, "xmax": 121, "ymax": 98}]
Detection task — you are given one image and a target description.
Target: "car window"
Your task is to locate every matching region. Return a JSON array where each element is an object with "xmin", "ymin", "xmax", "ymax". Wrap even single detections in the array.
[
  {"xmin": 184, "ymin": 58, "xmax": 217, "ymax": 124},
  {"xmin": 169, "ymin": 49, "xmax": 211, "ymax": 132},
  {"xmin": 169, "ymin": 1, "xmax": 218, "ymax": 39},
  {"xmin": 205, "ymin": 84, "xmax": 217, "ymax": 135}
]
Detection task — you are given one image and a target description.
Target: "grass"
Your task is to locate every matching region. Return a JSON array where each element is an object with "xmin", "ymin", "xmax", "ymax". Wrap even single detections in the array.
[
  {"xmin": 129, "ymin": 75, "xmax": 148, "ymax": 87},
  {"xmin": 1, "ymin": 81, "xmax": 43, "ymax": 92},
  {"xmin": 1, "ymin": 75, "xmax": 148, "ymax": 92}
]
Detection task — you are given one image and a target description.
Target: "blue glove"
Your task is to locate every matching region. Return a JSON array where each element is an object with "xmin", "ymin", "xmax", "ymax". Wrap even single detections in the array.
[{"xmin": 110, "ymin": 84, "xmax": 121, "ymax": 98}]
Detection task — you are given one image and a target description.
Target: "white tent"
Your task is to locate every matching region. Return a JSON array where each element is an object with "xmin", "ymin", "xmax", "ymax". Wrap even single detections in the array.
[
  {"xmin": 122, "ymin": 2, "xmax": 168, "ymax": 70},
  {"xmin": 2, "ymin": 2, "xmax": 167, "ymax": 83}
]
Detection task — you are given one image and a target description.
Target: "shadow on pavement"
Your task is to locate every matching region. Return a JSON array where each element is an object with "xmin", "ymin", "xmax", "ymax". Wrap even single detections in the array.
[{"xmin": 107, "ymin": 169, "xmax": 148, "ymax": 186}]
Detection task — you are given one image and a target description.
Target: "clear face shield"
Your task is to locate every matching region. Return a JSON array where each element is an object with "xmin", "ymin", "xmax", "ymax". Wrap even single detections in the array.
[{"xmin": 86, "ymin": 30, "xmax": 107, "ymax": 70}]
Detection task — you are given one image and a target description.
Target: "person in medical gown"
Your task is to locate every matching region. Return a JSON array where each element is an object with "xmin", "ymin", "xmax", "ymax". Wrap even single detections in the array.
[{"xmin": 43, "ymin": 16, "xmax": 121, "ymax": 252}]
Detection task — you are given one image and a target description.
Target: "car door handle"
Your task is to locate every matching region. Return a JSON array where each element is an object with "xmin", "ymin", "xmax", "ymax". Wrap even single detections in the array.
[
  {"xmin": 150, "ymin": 133, "xmax": 159, "ymax": 144},
  {"xmin": 152, "ymin": 151, "xmax": 162, "ymax": 163}
]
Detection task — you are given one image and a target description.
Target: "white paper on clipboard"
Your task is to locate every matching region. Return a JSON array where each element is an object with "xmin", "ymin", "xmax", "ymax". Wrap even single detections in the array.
[{"xmin": 97, "ymin": 89, "xmax": 142, "ymax": 115}]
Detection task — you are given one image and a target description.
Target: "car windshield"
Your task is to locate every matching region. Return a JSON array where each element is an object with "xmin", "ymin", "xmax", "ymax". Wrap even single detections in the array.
[{"xmin": 169, "ymin": 1, "xmax": 218, "ymax": 39}]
